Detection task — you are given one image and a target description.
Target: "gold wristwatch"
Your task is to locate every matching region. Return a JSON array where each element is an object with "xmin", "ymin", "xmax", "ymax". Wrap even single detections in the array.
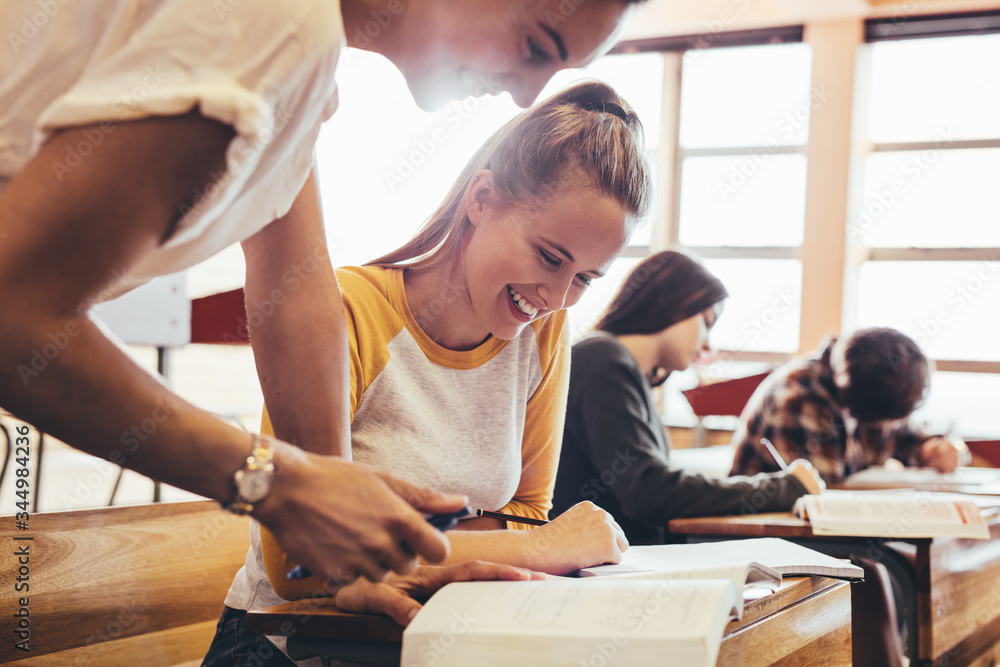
[{"xmin": 222, "ymin": 434, "xmax": 275, "ymax": 515}]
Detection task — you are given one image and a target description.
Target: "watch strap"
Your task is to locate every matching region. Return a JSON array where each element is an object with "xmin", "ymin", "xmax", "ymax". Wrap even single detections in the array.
[{"xmin": 222, "ymin": 433, "xmax": 275, "ymax": 516}]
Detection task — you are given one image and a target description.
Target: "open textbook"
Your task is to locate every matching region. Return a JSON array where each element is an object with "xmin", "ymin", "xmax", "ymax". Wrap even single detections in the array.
[
  {"xmin": 400, "ymin": 578, "xmax": 741, "ymax": 667},
  {"xmin": 579, "ymin": 537, "xmax": 863, "ymax": 581},
  {"xmin": 795, "ymin": 491, "xmax": 991, "ymax": 539}
]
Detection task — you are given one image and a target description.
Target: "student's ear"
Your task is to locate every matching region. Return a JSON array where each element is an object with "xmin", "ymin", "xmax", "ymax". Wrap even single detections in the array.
[{"xmin": 464, "ymin": 170, "xmax": 494, "ymax": 228}]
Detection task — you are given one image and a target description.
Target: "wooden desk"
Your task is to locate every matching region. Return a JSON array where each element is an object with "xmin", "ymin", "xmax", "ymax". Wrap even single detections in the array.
[
  {"xmin": 247, "ymin": 576, "xmax": 851, "ymax": 666},
  {"xmin": 669, "ymin": 512, "xmax": 1000, "ymax": 667}
]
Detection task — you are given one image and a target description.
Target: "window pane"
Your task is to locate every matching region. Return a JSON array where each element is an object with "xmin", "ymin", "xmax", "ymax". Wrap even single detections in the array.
[
  {"xmin": 680, "ymin": 43, "xmax": 813, "ymax": 148},
  {"xmin": 186, "ymin": 243, "xmax": 245, "ymax": 298},
  {"xmin": 541, "ymin": 53, "xmax": 666, "ymax": 237},
  {"xmin": 911, "ymin": 371, "xmax": 1000, "ymax": 439},
  {"xmin": 867, "ymin": 34, "xmax": 1000, "ymax": 143},
  {"xmin": 320, "ymin": 50, "xmax": 664, "ymax": 268},
  {"xmin": 545, "ymin": 52, "xmax": 665, "ymax": 150},
  {"xmin": 628, "ymin": 214, "xmax": 654, "ymax": 248},
  {"xmin": 704, "ymin": 259, "xmax": 802, "ymax": 353},
  {"xmin": 857, "ymin": 261, "xmax": 1000, "ymax": 362},
  {"xmin": 853, "ymin": 148, "xmax": 1000, "ymax": 248},
  {"xmin": 319, "ymin": 50, "xmax": 522, "ymax": 268},
  {"xmin": 565, "ymin": 257, "xmax": 640, "ymax": 341},
  {"xmin": 678, "ymin": 154, "xmax": 807, "ymax": 247}
]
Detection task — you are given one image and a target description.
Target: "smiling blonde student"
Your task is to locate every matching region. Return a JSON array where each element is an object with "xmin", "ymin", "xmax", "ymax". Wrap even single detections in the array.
[{"xmin": 207, "ymin": 81, "xmax": 653, "ymax": 665}]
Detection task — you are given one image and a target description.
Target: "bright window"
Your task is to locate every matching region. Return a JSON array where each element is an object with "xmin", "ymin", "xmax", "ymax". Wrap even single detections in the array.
[
  {"xmin": 676, "ymin": 42, "xmax": 813, "ymax": 360},
  {"xmin": 866, "ymin": 34, "xmax": 1000, "ymax": 143},
  {"xmin": 851, "ymin": 32, "xmax": 1000, "ymax": 437}
]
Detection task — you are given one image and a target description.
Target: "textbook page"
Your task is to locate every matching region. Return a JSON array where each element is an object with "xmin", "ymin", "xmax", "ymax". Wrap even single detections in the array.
[
  {"xmin": 579, "ymin": 537, "xmax": 862, "ymax": 581},
  {"xmin": 401, "ymin": 579, "xmax": 740, "ymax": 667},
  {"xmin": 796, "ymin": 493, "xmax": 990, "ymax": 539},
  {"xmin": 842, "ymin": 466, "xmax": 1000, "ymax": 494}
]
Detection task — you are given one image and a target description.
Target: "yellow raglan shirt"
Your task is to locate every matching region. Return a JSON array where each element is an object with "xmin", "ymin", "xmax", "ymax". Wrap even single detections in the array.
[{"xmin": 246, "ymin": 266, "xmax": 570, "ymax": 601}]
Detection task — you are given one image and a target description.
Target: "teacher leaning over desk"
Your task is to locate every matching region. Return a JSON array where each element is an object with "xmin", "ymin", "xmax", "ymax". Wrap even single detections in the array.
[{"xmin": 0, "ymin": 0, "xmax": 645, "ymax": 612}]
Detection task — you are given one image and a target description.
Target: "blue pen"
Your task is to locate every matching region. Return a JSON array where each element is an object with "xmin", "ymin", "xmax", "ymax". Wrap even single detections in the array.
[{"xmin": 286, "ymin": 505, "xmax": 474, "ymax": 580}]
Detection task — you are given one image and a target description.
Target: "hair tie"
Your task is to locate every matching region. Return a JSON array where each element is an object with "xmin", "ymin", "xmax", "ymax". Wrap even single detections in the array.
[{"xmin": 578, "ymin": 100, "xmax": 629, "ymax": 123}]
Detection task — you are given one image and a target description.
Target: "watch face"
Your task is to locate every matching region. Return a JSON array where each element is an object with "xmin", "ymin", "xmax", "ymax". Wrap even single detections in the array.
[{"xmin": 238, "ymin": 469, "xmax": 272, "ymax": 503}]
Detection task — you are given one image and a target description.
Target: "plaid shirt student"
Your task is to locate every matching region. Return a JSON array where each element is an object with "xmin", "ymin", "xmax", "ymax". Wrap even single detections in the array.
[{"xmin": 729, "ymin": 337, "xmax": 927, "ymax": 485}]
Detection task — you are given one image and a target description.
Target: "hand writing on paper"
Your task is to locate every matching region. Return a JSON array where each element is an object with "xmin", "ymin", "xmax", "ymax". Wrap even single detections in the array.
[
  {"xmin": 334, "ymin": 562, "xmax": 545, "ymax": 626},
  {"xmin": 526, "ymin": 501, "xmax": 629, "ymax": 575},
  {"xmin": 918, "ymin": 436, "xmax": 969, "ymax": 473}
]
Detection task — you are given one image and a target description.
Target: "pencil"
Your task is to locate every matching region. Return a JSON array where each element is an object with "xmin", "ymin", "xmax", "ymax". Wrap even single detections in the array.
[
  {"xmin": 760, "ymin": 437, "xmax": 789, "ymax": 472},
  {"xmin": 476, "ymin": 509, "xmax": 548, "ymax": 526}
]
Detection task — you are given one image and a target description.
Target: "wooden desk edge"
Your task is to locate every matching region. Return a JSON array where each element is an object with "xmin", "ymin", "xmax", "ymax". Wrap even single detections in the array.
[
  {"xmin": 669, "ymin": 512, "xmax": 816, "ymax": 538},
  {"xmin": 246, "ymin": 576, "xmax": 844, "ymax": 642}
]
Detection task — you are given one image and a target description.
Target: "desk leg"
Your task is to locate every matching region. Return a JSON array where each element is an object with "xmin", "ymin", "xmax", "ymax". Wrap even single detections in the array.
[
  {"xmin": 791, "ymin": 538, "xmax": 918, "ymax": 664},
  {"xmin": 33, "ymin": 430, "xmax": 44, "ymax": 513},
  {"xmin": 286, "ymin": 637, "xmax": 401, "ymax": 666}
]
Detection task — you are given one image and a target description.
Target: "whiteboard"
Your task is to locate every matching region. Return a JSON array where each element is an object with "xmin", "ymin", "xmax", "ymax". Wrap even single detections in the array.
[{"xmin": 91, "ymin": 274, "xmax": 190, "ymax": 347}]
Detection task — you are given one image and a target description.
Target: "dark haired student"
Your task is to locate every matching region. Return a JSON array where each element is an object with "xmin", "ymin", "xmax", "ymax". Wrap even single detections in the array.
[
  {"xmin": 730, "ymin": 327, "xmax": 969, "ymax": 485},
  {"xmin": 551, "ymin": 251, "xmax": 823, "ymax": 545}
]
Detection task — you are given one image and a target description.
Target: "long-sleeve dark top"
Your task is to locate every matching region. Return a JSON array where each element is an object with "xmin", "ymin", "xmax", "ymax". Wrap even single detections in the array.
[{"xmin": 552, "ymin": 333, "xmax": 807, "ymax": 545}]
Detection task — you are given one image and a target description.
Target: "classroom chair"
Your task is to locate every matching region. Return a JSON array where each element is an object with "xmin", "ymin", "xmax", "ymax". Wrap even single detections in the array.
[
  {"xmin": 108, "ymin": 288, "xmax": 250, "ymax": 504},
  {"xmin": 966, "ymin": 439, "xmax": 1000, "ymax": 467},
  {"xmin": 681, "ymin": 371, "xmax": 771, "ymax": 447}
]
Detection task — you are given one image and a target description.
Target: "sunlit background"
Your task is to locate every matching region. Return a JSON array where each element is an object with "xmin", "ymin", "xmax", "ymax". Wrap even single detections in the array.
[{"xmin": 170, "ymin": 31, "xmax": 1000, "ymax": 441}]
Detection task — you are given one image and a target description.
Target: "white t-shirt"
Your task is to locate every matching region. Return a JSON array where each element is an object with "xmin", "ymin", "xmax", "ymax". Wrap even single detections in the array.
[{"xmin": 0, "ymin": 0, "xmax": 344, "ymax": 288}]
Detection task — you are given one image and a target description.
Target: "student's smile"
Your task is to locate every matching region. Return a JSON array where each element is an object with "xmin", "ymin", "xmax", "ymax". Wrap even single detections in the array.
[
  {"xmin": 506, "ymin": 285, "xmax": 542, "ymax": 322},
  {"xmin": 462, "ymin": 184, "xmax": 629, "ymax": 345}
]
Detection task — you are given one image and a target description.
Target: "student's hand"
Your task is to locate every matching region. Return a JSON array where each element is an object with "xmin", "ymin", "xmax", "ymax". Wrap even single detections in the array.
[
  {"xmin": 526, "ymin": 501, "xmax": 628, "ymax": 575},
  {"xmin": 787, "ymin": 458, "xmax": 826, "ymax": 495},
  {"xmin": 335, "ymin": 561, "xmax": 545, "ymax": 626},
  {"xmin": 918, "ymin": 436, "xmax": 969, "ymax": 473},
  {"xmin": 255, "ymin": 444, "xmax": 468, "ymax": 584}
]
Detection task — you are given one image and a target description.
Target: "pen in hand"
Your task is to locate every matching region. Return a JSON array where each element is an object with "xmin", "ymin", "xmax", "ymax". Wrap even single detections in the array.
[
  {"xmin": 760, "ymin": 437, "xmax": 789, "ymax": 472},
  {"xmin": 476, "ymin": 509, "xmax": 548, "ymax": 526},
  {"xmin": 286, "ymin": 505, "xmax": 474, "ymax": 580}
]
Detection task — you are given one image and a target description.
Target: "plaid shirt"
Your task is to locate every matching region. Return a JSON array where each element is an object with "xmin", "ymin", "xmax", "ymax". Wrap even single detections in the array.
[{"xmin": 729, "ymin": 337, "xmax": 926, "ymax": 485}]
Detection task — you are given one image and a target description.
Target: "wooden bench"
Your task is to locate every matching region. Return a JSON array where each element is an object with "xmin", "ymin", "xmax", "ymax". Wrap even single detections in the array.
[{"xmin": 0, "ymin": 500, "xmax": 250, "ymax": 666}]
